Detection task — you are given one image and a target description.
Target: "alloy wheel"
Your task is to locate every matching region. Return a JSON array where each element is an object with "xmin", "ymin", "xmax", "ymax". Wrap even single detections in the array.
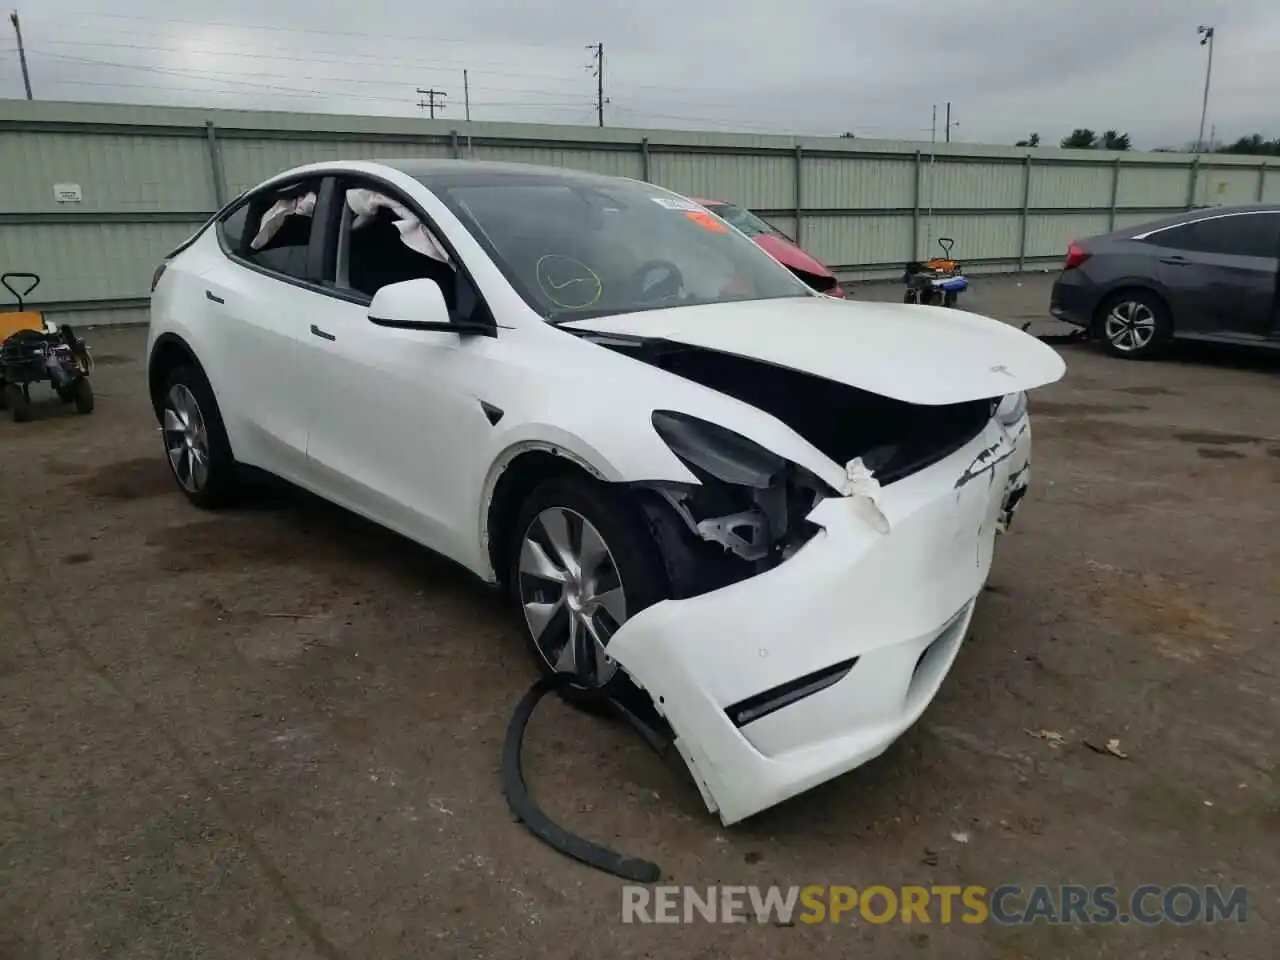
[
  {"xmin": 1103, "ymin": 301, "xmax": 1156, "ymax": 353},
  {"xmin": 518, "ymin": 506, "xmax": 627, "ymax": 687},
  {"xmin": 163, "ymin": 383, "xmax": 210, "ymax": 493}
]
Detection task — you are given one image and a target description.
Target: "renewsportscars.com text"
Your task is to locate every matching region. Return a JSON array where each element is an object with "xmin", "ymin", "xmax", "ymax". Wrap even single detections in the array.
[{"xmin": 621, "ymin": 884, "xmax": 1249, "ymax": 925}]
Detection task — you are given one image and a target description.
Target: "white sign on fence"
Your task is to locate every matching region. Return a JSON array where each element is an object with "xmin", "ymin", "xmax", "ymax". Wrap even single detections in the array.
[{"xmin": 54, "ymin": 183, "xmax": 83, "ymax": 203}]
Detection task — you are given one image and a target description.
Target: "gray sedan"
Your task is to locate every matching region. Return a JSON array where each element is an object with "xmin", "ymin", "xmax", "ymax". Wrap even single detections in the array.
[{"xmin": 1050, "ymin": 203, "xmax": 1280, "ymax": 359}]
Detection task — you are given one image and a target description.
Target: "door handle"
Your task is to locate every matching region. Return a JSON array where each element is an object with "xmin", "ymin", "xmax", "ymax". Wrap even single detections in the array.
[
  {"xmin": 205, "ymin": 290, "xmax": 225, "ymax": 304},
  {"xmin": 1159, "ymin": 256, "xmax": 1189, "ymax": 266},
  {"xmin": 310, "ymin": 324, "xmax": 336, "ymax": 341}
]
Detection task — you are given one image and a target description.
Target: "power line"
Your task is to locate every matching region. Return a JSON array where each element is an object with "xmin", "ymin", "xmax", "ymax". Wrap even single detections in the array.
[
  {"xmin": 611, "ymin": 104, "xmax": 933, "ymax": 136},
  {"xmin": 28, "ymin": 42, "xmax": 940, "ymax": 138},
  {"xmin": 34, "ymin": 51, "xmax": 400, "ymax": 103},
  {"xmin": 32, "ymin": 48, "xmax": 581, "ymax": 103},
  {"xmin": 30, "ymin": 46, "xmax": 582, "ymax": 98},
  {"xmin": 29, "ymin": 68, "xmax": 940, "ymax": 137},
  {"xmin": 49, "ymin": 10, "xmax": 588, "ymax": 51},
  {"xmin": 35, "ymin": 51, "xmax": 586, "ymax": 106},
  {"xmin": 27, "ymin": 35, "xmax": 592, "ymax": 84},
  {"xmin": 35, "ymin": 76, "xmax": 590, "ymax": 112},
  {"xmin": 29, "ymin": 34, "xmax": 938, "ymax": 111},
  {"xmin": 32, "ymin": 52, "xmax": 587, "ymax": 111}
]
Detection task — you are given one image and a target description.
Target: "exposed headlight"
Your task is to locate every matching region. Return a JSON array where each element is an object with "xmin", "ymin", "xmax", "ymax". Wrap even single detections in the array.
[
  {"xmin": 995, "ymin": 391, "xmax": 1028, "ymax": 426},
  {"xmin": 651, "ymin": 410, "xmax": 785, "ymax": 488},
  {"xmin": 647, "ymin": 411, "xmax": 836, "ymax": 583}
]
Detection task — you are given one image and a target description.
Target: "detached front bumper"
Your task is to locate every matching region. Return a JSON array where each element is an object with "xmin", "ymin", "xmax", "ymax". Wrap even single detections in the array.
[{"xmin": 609, "ymin": 414, "xmax": 1032, "ymax": 826}]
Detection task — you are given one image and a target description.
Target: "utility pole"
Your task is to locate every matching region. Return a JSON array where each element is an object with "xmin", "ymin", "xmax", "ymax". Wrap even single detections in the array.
[
  {"xmin": 461, "ymin": 70, "xmax": 473, "ymax": 158},
  {"xmin": 9, "ymin": 10, "xmax": 32, "ymax": 100},
  {"xmin": 926, "ymin": 104, "xmax": 937, "ymax": 254},
  {"xmin": 586, "ymin": 42, "xmax": 606, "ymax": 126},
  {"xmin": 1196, "ymin": 25, "xmax": 1215, "ymax": 152},
  {"xmin": 416, "ymin": 87, "xmax": 447, "ymax": 119},
  {"xmin": 945, "ymin": 101, "xmax": 951, "ymax": 143},
  {"xmin": 596, "ymin": 43, "xmax": 604, "ymax": 127}
]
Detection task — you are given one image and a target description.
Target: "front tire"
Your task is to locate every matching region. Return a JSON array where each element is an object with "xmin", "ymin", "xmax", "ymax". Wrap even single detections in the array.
[
  {"xmin": 161, "ymin": 364, "xmax": 237, "ymax": 507},
  {"xmin": 506, "ymin": 474, "xmax": 670, "ymax": 706},
  {"xmin": 1097, "ymin": 290, "xmax": 1171, "ymax": 360},
  {"xmin": 5, "ymin": 382, "xmax": 30, "ymax": 422},
  {"xmin": 71, "ymin": 378, "xmax": 94, "ymax": 414}
]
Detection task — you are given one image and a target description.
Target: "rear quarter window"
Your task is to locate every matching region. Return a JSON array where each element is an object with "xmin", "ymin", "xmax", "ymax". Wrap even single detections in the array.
[{"xmin": 218, "ymin": 204, "xmax": 250, "ymax": 253}]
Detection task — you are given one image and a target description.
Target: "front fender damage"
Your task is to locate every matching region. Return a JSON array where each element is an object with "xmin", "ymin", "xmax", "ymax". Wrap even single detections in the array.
[{"xmin": 607, "ymin": 415, "xmax": 1035, "ymax": 824}]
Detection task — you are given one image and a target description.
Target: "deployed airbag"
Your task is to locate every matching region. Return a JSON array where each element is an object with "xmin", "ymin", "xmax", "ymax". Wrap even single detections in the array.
[{"xmin": 345, "ymin": 188, "xmax": 451, "ymax": 264}]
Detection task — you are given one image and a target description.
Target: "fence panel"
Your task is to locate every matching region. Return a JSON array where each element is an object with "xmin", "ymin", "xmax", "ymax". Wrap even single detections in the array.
[{"xmin": 4, "ymin": 100, "xmax": 1268, "ymax": 325}]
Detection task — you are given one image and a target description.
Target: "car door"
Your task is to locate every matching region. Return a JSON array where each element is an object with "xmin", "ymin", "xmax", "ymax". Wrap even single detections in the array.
[
  {"xmin": 297, "ymin": 175, "xmax": 501, "ymax": 564},
  {"xmin": 1146, "ymin": 211, "xmax": 1280, "ymax": 338},
  {"xmin": 199, "ymin": 177, "xmax": 327, "ymax": 482}
]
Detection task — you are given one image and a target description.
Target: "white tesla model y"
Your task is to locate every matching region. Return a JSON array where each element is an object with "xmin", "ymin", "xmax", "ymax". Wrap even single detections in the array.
[{"xmin": 147, "ymin": 159, "xmax": 1065, "ymax": 825}]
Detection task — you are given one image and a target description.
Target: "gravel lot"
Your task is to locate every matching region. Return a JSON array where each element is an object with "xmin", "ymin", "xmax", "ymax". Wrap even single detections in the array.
[{"xmin": 1, "ymin": 274, "xmax": 1276, "ymax": 958}]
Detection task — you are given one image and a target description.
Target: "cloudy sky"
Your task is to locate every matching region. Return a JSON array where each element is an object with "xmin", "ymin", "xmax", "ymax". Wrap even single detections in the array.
[{"xmin": 2, "ymin": 0, "xmax": 1273, "ymax": 149}]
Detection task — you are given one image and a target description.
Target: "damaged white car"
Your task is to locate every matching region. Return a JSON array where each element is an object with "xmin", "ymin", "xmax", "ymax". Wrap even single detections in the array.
[{"xmin": 147, "ymin": 160, "xmax": 1065, "ymax": 826}]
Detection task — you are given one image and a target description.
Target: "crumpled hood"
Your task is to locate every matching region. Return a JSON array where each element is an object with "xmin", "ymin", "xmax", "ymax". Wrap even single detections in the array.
[
  {"xmin": 561, "ymin": 296, "xmax": 1066, "ymax": 405},
  {"xmin": 753, "ymin": 234, "xmax": 836, "ymax": 279}
]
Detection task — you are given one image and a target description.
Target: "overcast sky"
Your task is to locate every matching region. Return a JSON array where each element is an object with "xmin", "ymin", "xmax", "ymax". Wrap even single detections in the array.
[{"xmin": 2, "ymin": 0, "xmax": 1273, "ymax": 149}]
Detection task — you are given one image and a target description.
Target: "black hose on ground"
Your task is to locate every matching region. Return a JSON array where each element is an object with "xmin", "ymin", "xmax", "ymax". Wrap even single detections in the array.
[
  {"xmin": 1021, "ymin": 320, "xmax": 1090, "ymax": 344},
  {"xmin": 501, "ymin": 672, "xmax": 664, "ymax": 883}
]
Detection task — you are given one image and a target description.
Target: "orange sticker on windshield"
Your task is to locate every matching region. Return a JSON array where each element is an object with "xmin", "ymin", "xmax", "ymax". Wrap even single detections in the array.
[{"xmin": 685, "ymin": 210, "xmax": 728, "ymax": 232}]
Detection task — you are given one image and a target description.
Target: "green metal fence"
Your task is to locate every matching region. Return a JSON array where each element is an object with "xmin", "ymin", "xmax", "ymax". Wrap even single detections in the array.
[{"xmin": 2, "ymin": 99, "xmax": 1277, "ymax": 326}]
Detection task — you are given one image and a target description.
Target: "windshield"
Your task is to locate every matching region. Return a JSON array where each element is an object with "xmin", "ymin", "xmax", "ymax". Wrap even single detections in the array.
[
  {"xmin": 703, "ymin": 202, "xmax": 781, "ymax": 239},
  {"xmin": 431, "ymin": 179, "xmax": 812, "ymax": 321}
]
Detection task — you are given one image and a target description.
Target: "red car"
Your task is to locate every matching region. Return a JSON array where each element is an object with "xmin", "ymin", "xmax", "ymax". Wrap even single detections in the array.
[{"xmin": 694, "ymin": 198, "xmax": 846, "ymax": 298}]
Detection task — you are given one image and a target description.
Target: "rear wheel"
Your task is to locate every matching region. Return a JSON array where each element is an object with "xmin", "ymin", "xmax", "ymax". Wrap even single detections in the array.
[
  {"xmin": 506, "ymin": 474, "xmax": 670, "ymax": 707},
  {"xmin": 161, "ymin": 365, "xmax": 237, "ymax": 507},
  {"xmin": 1097, "ymin": 290, "xmax": 1171, "ymax": 360}
]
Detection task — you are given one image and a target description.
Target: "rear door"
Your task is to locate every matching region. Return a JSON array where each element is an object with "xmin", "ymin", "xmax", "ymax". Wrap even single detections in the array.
[
  {"xmin": 1143, "ymin": 210, "xmax": 1280, "ymax": 337},
  {"xmin": 199, "ymin": 176, "xmax": 328, "ymax": 482}
]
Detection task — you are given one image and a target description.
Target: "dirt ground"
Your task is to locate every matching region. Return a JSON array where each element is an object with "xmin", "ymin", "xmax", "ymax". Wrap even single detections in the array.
[{"xmin": 1, "ymin": 274, "xmax": 1276, "ymax": 959}]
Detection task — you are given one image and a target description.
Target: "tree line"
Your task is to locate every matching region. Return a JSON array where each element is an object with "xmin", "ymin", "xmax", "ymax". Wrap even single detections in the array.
[
  {"xmin": 1016, "ymin": 130, "xmax": 1133, "ymax": 150},
  {"xmin": 1014, "ymin": 129, "xmax": 1280, "ymax": 155}
]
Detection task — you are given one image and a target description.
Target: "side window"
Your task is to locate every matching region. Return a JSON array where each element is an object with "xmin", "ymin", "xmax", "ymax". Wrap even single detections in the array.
[
  {"xmin": 238, "ymin": 180, "xmax": 322, "ymax": 281},
  {"xmin": 1195, "ymin": 213, "xmax": 1279, "ymax": 258},
  {"xmin": 1150, "ymin": 214, "xmax": 1280, "ymax": 258},
  {"xmin": 337, "ymin": 183, "xmax": 459, "ymax": 311}
]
